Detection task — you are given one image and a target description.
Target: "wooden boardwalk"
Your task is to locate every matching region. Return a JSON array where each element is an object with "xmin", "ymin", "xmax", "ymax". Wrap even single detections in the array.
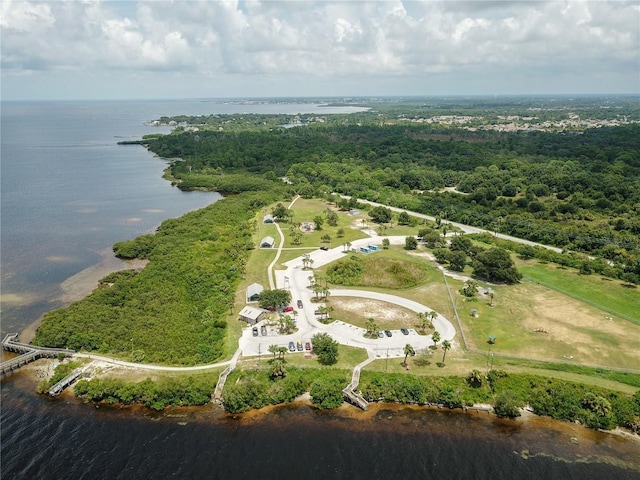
[
  {"xmin": 342, "ymin": 354, "xmax": 375, "ymax": 410},
  {"xmin": 1, "ymin": 333, "xmax": 75, "ymax": 376}
]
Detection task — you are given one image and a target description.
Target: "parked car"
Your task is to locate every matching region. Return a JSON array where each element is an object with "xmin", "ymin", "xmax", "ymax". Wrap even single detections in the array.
[
  {"xmin": 283, "ymin": 306, "xmax": 294, "ymax": 313},
  {"xmin": 320, "ymin": 246, "xmax": 329, "ymax": 251},
  {"xmin": 384, "ymin": 330, "xmax": 392, "ymax": 337},
  {"xmin": 305, "ymin": 342, "xmax": 311, "ymax": 351},
  {"xmin": 297, "ymin": 300, "xmax": 303, "ymax": 309},
  {"xmin": 377, "ymin": 331, "xmax": 384, "ymax": 338},
  {"xmin": 252, "ymin": 327, "xmax": 258, "ymax": 337},
  {"xmin": 288, "ymin": 341, "xmax": 296, "ymax": 352},
  {"xmin": 401, "ymin": 328, "xmax": 409, "ymax": 335},
  {"xmin": 297, "ymin": 341, "xmax": 303, "ymax": 351},
  {"xmin": 260, "ymin": 325, "xmax": 267, "ymax": 336}
]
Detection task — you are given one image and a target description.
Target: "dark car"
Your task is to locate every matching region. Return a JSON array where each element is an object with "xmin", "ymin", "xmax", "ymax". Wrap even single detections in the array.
[
  {"xmin": 401, "ymin": 328, "xmax": 409, "ymax": 335},
  {"xmin": 320, "ymin": 246, "xmax": 329, "ymax": 251},
  {"xmin": 252, "ymin": 327, "xmax": 258, "ymax": 337},
  {"xmin": 288, "ymin": 341, "xmax": 296, "ymax": 352},
  {"xmin": 261, "ymin": 325, "xmax": 267, "ymax": 336},
  {"xmin": 377, "ymin": 331, "xmax": 384, "ymax": 338},
  {"xmin": 305, "ymin": 342, "xmax": 311, "ymax": 351},
  {"xmin": 297, "ymin": 300, "xmax": 303, "ymax": 309},
  {"xmin": 384, "ymin": 330, "xmax": 392, "ymax": 337}
]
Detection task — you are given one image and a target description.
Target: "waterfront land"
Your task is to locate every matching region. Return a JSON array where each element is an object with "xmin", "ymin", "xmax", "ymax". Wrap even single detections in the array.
[{"xmin": 27, "ymin": 96, "xmax": 640, "ymax": 433}]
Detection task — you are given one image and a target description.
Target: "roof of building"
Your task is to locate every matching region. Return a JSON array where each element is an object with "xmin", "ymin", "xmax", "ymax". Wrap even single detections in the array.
[
  {"xmin": 239, "ymin": 305, "xmax": 267, "ymax": 320},
  {"xmin": 261, "ymin": 236, "xmax": 275, "ymax": 246},
  {"xmin": 247, "ymin": 283, "xmax": 264, "ymax": 297}
]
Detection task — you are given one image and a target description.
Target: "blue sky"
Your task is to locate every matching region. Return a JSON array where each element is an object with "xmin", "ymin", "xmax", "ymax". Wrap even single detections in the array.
[{"xmin": 1, "ymin": 0, "xmax": 638, "ymax": 100}]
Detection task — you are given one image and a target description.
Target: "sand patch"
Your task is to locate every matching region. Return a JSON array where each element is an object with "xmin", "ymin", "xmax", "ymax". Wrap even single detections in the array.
[
  {"xmin": 0, "ymin": 292, "xmax": 37, "ymax": 306},
  {"xmin": 45, "ymin": 256, "xmax": 74, "ymax": 263},
  {"xmin": 57, "ymin": 248, "xmax": 148, "ymax": 305}
]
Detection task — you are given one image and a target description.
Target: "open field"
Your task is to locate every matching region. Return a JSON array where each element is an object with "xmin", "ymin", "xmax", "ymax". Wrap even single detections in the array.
[
  {"xmin": 329, "ymin": 297, "xmax": 424, "ymax": 331},
  {"xmin": 518, "ymin": 260, "xmax": 640, "ymax": 324},
  {"xmin": 279, "ymin": 197, "xmax": 369, "ymax": 248}
]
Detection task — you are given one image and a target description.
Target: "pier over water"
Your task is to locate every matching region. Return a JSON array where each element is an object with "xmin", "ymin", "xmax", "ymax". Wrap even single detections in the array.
[{"xmin": 1, "ymin": 334, "xmax": 74, "ymax": 376}]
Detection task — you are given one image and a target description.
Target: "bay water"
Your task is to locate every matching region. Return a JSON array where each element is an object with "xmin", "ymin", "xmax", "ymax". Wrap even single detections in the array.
[{"xmin": 1, "ymin": 100, "xmax": 638, "ymax": 479}]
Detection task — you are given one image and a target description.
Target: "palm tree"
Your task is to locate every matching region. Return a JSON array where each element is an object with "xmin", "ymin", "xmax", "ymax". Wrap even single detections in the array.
[
  {"xmin": 403, "ymin": 344, "xmax": 415, "ymax": 366},
  {"xmin": 427, "ymin": 311, "xmax": 438, "ymax": 328},
  {"xmin": 312, "ymin": 283, "xmax": 323, "ymax": 300},
  {"xmin": 441, "ymin": 340, "xmax": 452, "ymax": 365},
  {"xmin": 431, "ymin": 330, "xmax": 441, "ymax": 348},
  {"xmin": 325, "ymin": 305, "xmax": 334, "ymax": 319},
  {"xmin": 268, "ymin": 344, "xmax": 278, "ymax": 360},
  {"xmin": 365, "ymin": 317, "xmax": 378, "ymax": 337},
  {"xmin": 308, "ymin": 275, "xmax": 315, "ymax": 287},
  {"xmin": 269, "ymin": 358, "xmax": 287, "ymax": 379}
]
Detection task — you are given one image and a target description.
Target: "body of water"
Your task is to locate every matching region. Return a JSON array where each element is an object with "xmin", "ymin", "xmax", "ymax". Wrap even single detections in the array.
[{"xmin": 0, "ymin": 100, "xmax": 638, "ymax": 479}]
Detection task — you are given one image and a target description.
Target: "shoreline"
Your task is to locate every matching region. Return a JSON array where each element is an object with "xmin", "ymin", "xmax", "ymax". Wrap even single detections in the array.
[
  {"xmin": 18, "ymin": 248, "xmax": 148, "ymax": 344},
  {"xmin": 20, "ymin": 356, "xmax": 640, "ymax": 446}
]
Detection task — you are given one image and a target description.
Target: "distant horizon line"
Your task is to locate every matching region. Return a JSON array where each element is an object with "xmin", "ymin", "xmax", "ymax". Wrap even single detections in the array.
[{"xmin": 2, "ymin": 93, "xmax": 639, "ymax": 103}]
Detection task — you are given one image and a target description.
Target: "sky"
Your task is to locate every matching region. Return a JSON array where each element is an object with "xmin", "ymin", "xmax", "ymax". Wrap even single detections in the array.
[{"xmin": 1, "ymin": 0, "xmax": 639, "ymax": 100}]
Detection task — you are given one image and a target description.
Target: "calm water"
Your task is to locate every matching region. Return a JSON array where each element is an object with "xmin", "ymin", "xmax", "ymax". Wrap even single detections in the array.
[{"xmin": 1, "ymin": 100, "xmax": 638, "ymax": 479}]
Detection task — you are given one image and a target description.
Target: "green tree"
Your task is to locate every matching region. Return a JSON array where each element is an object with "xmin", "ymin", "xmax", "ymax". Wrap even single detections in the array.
[
  {"xmin": 369, "ymin": 206, "xmax": 392, "ymax": 224},
  {"xmin": 466, "ymin": 369, "xmax": 484, "ymax": 388},
  {"xmin": 494, "ymin": 390, "xmax": 523, "ymax": 418},
  {"xmin": 441, "ymin": 339, "xmax": 451, "ymax": 364},
  {"xmin": 365, "ymin": 317, "xmax": 378, "ymax": 338},
  {"xmin": 472, "ymin": 247, "xmax": 522, "ymax": 284},
  {"xmin": 269, "ymin": 358, "xmax": 287, "ymax": 379},
  {"xmin": 448, "ymin": 250, "xmax": 467, "ymax": 271},
  {"xmin": 450, "ymin": 235, "xmax": 472, "ymax": 254},
  {"xmin": 337, "ymin": 228, "xmax": 345, "ymax": 237},
  {"xmin": 382, "ymin": 238, "xmax": 390, "ymax": 249},
  {"xmin": 277, "ymin": 315, "xmax": 296, "ymax": 334},
  {"xmin": 272, "ymin": 203, "xmax": 288, "ymax": 220},
  {"xmin": 461, "ymin": 280, "xmax": 478, "ymax": 298},
  {"xmin": 427, "ymin": 311, "xmax": 438, "ymax": 328},
  {"xmin": 258, "ymin": 289, "xmax": 292, "ymax": 310},
  {"xmin": 431, "ymin": 330, "xmax": 441, "ymax": 347},
  {"xmin": 311, "ymin": 333, "xmax": 339, "ymax": 365},
  {"xmin": 313, "ymin": 215, "xmax": 324, "ymax": 231},
  {"xmin": 326, "ymin": 210, "xmax": 339, "ymax": 227},
  {"xmin": 405, "ymin": 236, "xmax": 418, "ymax": 250},
  {"xmin": 398, "ymin": 211, "xmax": 411, "ymax": 225},
  {"xmin": 403, "ymin": 344, "xmax": 415, "ymax": 366}
]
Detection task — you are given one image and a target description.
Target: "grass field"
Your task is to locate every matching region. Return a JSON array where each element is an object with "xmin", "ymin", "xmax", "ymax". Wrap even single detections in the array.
[{"xmin": 517, "ymin": 259, "xmax": 640, "ymax": 324}]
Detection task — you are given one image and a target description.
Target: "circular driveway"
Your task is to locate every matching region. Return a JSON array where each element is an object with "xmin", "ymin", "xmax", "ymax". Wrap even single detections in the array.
[{"xmin": 241, "ymin": 240, "xmax": 456, "ymax": 359}]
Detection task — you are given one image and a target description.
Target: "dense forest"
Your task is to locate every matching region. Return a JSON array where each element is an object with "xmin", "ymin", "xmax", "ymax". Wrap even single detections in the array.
[
  {"xmin": 33, "ymin": 189, "xmax": 284, "ymax": 365},
  {"xmin": 144, "ymin": 104, "xmax": 640, "ymax": 284}
]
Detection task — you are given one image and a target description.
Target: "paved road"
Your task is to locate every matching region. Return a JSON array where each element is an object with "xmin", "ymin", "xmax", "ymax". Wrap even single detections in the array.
[
  {"xmin": 345, "ymin": 196, "xmax": 563, "ymax": 253},
  {"xmin": 241, "ymin": 236, "xmax": 456, "ymax": 359}
]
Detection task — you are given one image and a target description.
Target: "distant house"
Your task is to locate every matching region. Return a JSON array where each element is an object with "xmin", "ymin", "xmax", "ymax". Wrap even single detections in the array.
[
  {"xmin": 246, "ymin": 283, "xmax": 264, "ymax": 302},
  {"xmin": 260, "ymin": 236, "xmax": 275, "ymax": 248},
  {"xmin": 238, "ymin": 305, "xmax": 267, "ymax": 325},
  {"xmin": 263, "ymin": 214, "xmax": 274, "ymax": 224}
]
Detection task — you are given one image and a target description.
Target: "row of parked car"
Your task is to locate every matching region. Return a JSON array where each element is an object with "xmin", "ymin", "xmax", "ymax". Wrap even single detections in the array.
[
  {"xmin": 289, "ymin": 340, "xmax": 311, "ymax": 352},
  {"xmin": 377, "ymin": 328, "xmax": 410, "ymax": 338},
  {"xmin": 252, "ymin": 325, "xmax": 268, "ymax": 337}
]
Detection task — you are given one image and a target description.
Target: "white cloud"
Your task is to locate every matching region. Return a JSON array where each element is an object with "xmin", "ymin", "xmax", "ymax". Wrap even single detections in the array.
[{"xmin": 1, "ymin": 0, "xmax": 638, "ymax": 99}]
